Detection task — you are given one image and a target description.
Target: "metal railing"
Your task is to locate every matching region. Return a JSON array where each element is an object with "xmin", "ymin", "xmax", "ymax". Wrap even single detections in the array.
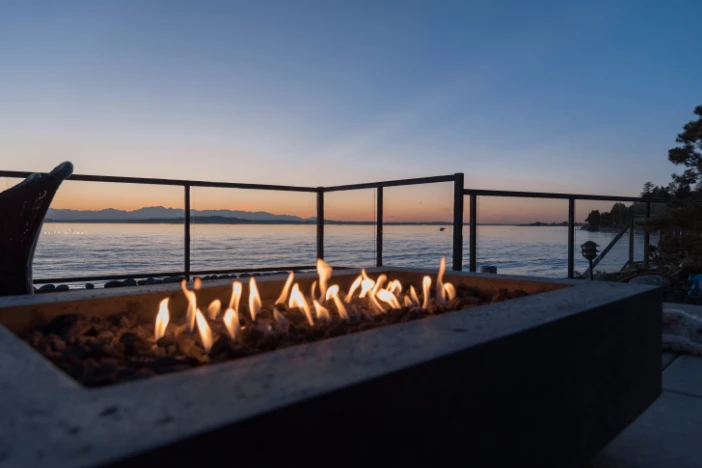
[
  {"xmin": 0, "ymin": 169, "xmax": 671, "ymax": 284},
  {"xmin": 462, "ymin": 188, "xmax": 667, "ymax": 277}
]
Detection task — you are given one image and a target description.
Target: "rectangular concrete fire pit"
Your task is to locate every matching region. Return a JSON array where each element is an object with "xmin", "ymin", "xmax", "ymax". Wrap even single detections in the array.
[{"xmin": 0, "ymin": 269, "xmax": 662, "ymax": 467}]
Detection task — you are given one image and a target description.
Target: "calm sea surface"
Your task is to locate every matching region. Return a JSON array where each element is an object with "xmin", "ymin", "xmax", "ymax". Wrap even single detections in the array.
[{"xmin": 34, "ymin": 223, "xmax": 655, "ymax": 285}]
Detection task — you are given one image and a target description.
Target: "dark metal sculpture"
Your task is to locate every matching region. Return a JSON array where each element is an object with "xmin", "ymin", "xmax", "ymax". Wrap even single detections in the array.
[{"xmin": 0, "ymin": 162, "xmax": 73, "ymax": 296}]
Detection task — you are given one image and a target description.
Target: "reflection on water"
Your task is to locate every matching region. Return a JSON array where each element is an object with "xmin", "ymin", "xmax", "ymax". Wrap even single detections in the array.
[{"xmin": 34, "ymin": 223, "xmax": 655, "ymax": 281}]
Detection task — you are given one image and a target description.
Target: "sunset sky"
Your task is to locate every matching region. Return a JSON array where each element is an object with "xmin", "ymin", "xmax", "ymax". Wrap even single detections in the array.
[{"xmin": 1, "ymin": 1, "xmax": 701, "ymax": 223}]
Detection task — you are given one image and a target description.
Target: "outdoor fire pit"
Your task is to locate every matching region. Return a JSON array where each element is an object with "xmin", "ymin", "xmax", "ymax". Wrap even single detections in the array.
[{"xmin": 0, "ymin": 261, "xmax": 662, "ymax": 468}]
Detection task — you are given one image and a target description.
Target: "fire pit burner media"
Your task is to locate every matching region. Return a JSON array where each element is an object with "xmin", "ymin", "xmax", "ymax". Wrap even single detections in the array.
[{"xmin": 22, "ymin": 258, "xmax": 534, "ymax": 387}]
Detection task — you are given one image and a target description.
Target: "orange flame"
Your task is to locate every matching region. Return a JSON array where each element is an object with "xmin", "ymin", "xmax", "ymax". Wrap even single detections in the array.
[
  {"xmin": 275, "ymin": 272, "xmax": 294, "ymax": 305},
  {"xmin": 181, "ymin": 279, "xmax": 197, "ymax": 332},
  {"xmin": 444, "ymin": 283, "xmax": 456, "ymax": 301},
  {"xmin": 207, "ymin": 299, "xmax": 221, "ymax": 320},
  {"xmin": 223, "ymin": 307, "xmax": 240, "ymax": 340},
  {"xmin": 289, "ymin": 283, "xmax": 314, "ymax": 326},
  {"xmin": 195, "ymin": 308, "xmax": 213, "ymax": 352},
  {"xmin": 403, "ymin": 295, "xmax": 413, "ymax": 307},
  {"xmin": 325, "ymin": 283, "xmax": 337, "ymax": 302},
  {"xmin": 345, "ymin": 274, "xmax": 363, "ymax": 303},
  {"xmin": 229, "ymin": 281, "xmax": 242, "ymax": 311},
  {"xmin": 159, "ymin": 258, "xmax": 460, "ymax": 346},
  {"xmin": 273, "ymin": 307, "xmax": 290, "ymax": 332},
  {"xmin": 359, "ymin": 278, "xmax": 375, "ymax": 298},
  {"xmin": 248, "ymin": 277, "xmax": 262, "ymax": 320},
  {"xmin": 326, "ymin": 284, "xmax": 350, "ymax": 321},
  {"xmin": 422, "ymin": 276, "xmax": 432, "ymax": 310},
  {"xmin": 311, "ymin": 281, "xmax": 318, "ymax": 303},
  {"xmin": 387, "ymin": 279, "xmax": 402, "ymax": 296},
  {"xmin": 376, "ymin": 289, "xmax": 401, "ymax": 309},
  {"xmin": 316, "ymin": 258, "xmax": 332, "ymax": 301},
  {"xmin": 410, "ymin": 285, "xmax": 420, "ymax": 307},
  {"xmin": 154, "ymin": 298, "xmax": 170, "ymax": 340},
  {"xmin": 435, "ymin": 257, "xmax": 447, "ymax": 305},
  {"xmin": 371, "ymin": 274, "xmax": 387, "ymax": 297},
  {"xmin": 313, "ymin": 299, "xmax": 331, "ymax": 322}
]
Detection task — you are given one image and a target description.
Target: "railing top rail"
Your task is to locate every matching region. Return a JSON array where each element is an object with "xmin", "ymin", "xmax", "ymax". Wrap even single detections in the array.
[
  {"xmin": 463, "ymin": 188, "xmax": 670, "ymax": 204},
  {"xmin": 323, "ymin": 174, "xmax": 460, "ymax": 192},
  {"xmin": 0, "ymin": 170, "xmax": 318, "ymax": 193}
]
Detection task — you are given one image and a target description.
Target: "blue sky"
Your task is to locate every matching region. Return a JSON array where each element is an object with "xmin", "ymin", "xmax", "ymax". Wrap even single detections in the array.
[{"xmin": 1, "ymin": 0, "xmax": 701, "ymax": 219}]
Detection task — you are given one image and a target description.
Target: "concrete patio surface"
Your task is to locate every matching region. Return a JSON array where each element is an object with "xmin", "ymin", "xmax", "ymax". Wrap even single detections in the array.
[{"xmin": 594, "ymin": 302, "xmax": 702, "ymax": 468}]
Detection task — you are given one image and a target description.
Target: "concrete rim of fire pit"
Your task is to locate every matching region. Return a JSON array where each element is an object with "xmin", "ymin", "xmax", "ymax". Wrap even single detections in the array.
[{"xmin": 0, "ymin": 269, "xmax": 662, "ymax": 468}]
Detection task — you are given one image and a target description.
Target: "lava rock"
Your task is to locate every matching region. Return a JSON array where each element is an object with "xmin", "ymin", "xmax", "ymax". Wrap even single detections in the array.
[
  {"xmin": 175, "ymin": 335, "xmax": 197, "ymax": 356},
  {"xmin": 111, "ymin": 313, "xmax": 137, "ymax": 329},
  {"xmin": 85, "ymin": 283, "xmax": 95, "ymax": 290},
  {"xmin": 156, "ymin": 336, "xmax": 176, "ymax": 348},
  {"xmin": 324, "ymin": 324, "xmax": 346, "ymax": 338},
  {"xmin": 144, "ymin": 277, "xmax": 161, "ymax": 285},
  {"xmin": 93, "ymin": 342, "xmax": 125, "ymax": 359},
  {"xmin": 45, "ymin": 314, "xmax": 90, "ymax": 338},
  {"xmin": 56, "ymin": 284, "xmax": 70, "ymax": 291},
  {"xmin": 137, "ymin": 280, "xmax": 147, "ymax": 286},
  {"xmin": 122, "ymin": 278, "xmax": 137, "ymax": 287},
  {"xmin": 119, "ymin": 332, "xmax": 150, "ymax": 355},
  {"xmin": 46, "ymin": 335, "xmax": 67, "ymax": 351},
  {"xmin": 209, "ymin": 338, "xmax": 234, "ymax": 362},
  {"xmin": 39, "ymin": 284, "xmax": 56, "ymax": 290},
  {"xmin": 104, "ymin": 280, "xmax": 122, "ymax": 288},
  {"xmin": 97, "ymin": 330, "xmax": 115, "ymax": 342}
]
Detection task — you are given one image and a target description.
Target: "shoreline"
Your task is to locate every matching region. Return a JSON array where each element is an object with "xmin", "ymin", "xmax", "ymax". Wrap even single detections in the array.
[{"xmin": 44, "ymin": 220, "xmax": 586, "ymax": 227}]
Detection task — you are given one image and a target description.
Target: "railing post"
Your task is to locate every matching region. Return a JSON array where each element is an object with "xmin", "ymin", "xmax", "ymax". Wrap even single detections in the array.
[
  {"xmin": 376, "ymin": 186, "xmax": 383, "ymax": 267},
  {"xmin": 568, "ymin": 198, "xmax": 575, "ymax": 278},
  {"xmin": 452, "ymin": 173, "xmax": 464, "ymax": 271},
  {"xmin": 184, "ymin": 184, "xmax": 191, "ymax": 281},
  {"xmin": 629, "ymin": 218, "xmax": 635, "ymax": 265},
  {"xmin": 469, "ymin": 193, "xmax": 477, "ymax": 272},
  {"xmin": 644, "ymin": 201, "xmax": 651, "ymax": 269},
  {"xmin": 316, "ymin": 188, "xmax": 324, "ymax": 261}
]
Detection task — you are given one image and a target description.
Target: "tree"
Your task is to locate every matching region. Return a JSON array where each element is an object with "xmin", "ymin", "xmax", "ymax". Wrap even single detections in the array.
[
  {"xmin": 641, "ymin": 181, "xmax": 654, "ymax": 198},
  {"xmin": 600, "ymin": 212, "xmax": 612, "ymax": 227},
  {"xmin": 610, "ymin": 203, "xmax": 630, "ymax": 228},
  {"xmin": 585, "ymin": 210, "xmax": 601, "ymax": 226},
  {"xmin": 669, "ymin": 105, "xmax": 702, "ymax": 187},
  {"xmin": 651, "ymin": 185, "xmax": 671, "ymax": 199}
]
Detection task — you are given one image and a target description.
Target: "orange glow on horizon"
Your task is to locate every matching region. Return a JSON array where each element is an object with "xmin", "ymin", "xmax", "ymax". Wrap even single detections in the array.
[{"xmin": 17, "ymin": 176, "xmax": 637, "ymax": 225}]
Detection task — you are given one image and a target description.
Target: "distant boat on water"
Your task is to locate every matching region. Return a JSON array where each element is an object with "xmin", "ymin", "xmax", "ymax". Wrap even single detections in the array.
[{"xmin": 439, "ymin": 227, "xmax": 446, "ymax": 232}]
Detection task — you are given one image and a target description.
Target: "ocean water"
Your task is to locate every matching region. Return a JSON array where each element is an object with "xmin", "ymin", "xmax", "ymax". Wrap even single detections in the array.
[{"xmin": 33, "ymin": 223, "xmax": 654, "ymax": 284}]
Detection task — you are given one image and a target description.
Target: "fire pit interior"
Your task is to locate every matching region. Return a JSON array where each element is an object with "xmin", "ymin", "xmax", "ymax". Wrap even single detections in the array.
[{"xmin": 11, "ymin": 258, "xmax": 564, "ymax": 387}]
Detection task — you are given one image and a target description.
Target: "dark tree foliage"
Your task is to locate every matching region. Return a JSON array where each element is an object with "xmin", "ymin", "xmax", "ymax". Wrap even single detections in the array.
[
  {"xmin": 641, "ymin": 181, "xmax": 654, "ymax": 198},
  {"xmin": 645, "ymin": 203, "xmax": 702, "ymax": 272},
  {"xmin": 640, "ymin": 105, "xmax": 702, "ymax": 286},
  {"xmin": 610, "ymin": 203, "xmax": 630, "ymax": 228},
  {"xmin": 585, "ymin": 210, "xmax": 601, "ymax": 227},
  {"xmin": 669, "ymin": 105, "xmax": 702, "ymax": 189}
]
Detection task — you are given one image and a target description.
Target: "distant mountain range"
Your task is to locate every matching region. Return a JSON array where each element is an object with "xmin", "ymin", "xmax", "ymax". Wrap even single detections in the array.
[
  {"xmin": 45, "ymin": 206, "xmax": 453, "ymax": 225},
  {"xmin": 46, "ymin": 206, "xmax": 308, "ymax": 223}
]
